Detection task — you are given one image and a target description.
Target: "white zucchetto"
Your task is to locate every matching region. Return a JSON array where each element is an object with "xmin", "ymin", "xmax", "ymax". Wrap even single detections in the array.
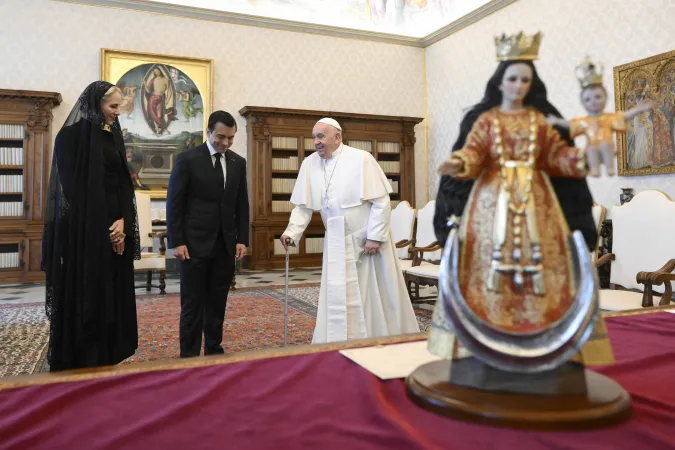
[{"xmin": 317, "ymin": 117, "xmax": 342, "ymax": 131}]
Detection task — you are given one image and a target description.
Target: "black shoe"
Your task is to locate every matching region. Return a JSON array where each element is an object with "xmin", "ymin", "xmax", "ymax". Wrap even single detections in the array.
[{"xmin": 204, "ymin": 346, "xmax": 224, "ymax": 356}]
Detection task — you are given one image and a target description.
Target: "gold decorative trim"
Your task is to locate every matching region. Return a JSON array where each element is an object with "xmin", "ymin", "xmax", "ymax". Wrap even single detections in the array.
[
  {"xmin": 647, "ymin": 188, "xmax": 673, "ymax": 201},
  {"xmin": 100, "ymin": 48, "xmax": 214, "ymax": 191},
  {"xmin": 100, "ymin": 47, "xmax": 214, "ymax": 118},
  {"xmin": 54, "ymin": 0, "xmax": 518, "ymax": 49},
  {"xmin": 146, "ymin": 189, "xmax": 168, "ymax": 200},
  {"xmin": 451, "ymin": 153, "xmax": 472, "ymax": 178},
  {"xmin": 613, "ymin": 49, "xmax": 675, "ymax": 75},
  {"xmin": 603, "ymin": 305, "xmax": 675, "ymax": 318}
]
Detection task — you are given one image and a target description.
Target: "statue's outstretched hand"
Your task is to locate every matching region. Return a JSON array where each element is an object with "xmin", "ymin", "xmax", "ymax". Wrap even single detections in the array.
[
  {"xmin": 547, "ymin": 115, "xmax": 570, "ymax": 129},
  {"xmin": 438, "ymin": 157, "xmax": 464, "ymax": 176}
]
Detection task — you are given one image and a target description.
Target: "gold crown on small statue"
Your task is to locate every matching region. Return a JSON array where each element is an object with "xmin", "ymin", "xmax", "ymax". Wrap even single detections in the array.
[
  {"xmin": 575, "ymin": 56, "xmax": 604, "ymax": 88},
  {"xmin": 494, "ymin": 31, "xmax": 541, "ymax": 61}
]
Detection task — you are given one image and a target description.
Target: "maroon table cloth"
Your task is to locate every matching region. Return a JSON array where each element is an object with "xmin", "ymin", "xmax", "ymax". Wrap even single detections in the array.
[{"xmin": 1, "ymin": 313, "xmax": 675, "ymax": 450}]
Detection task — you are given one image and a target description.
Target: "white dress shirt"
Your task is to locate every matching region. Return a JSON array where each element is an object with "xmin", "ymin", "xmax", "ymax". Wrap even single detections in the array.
[{"xmin": 207, "ymin": 140, "xmax": 227, "ymax": 189}]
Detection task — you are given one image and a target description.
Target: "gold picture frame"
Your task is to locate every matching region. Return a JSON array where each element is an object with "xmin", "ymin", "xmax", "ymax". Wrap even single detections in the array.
[
  {"xmin": 614, "ymin": 49, "xmax": 675, "ymax": 176},
  {"xmin": 101, "ymin": 49, "xmax": 214, "ymax": 198}
]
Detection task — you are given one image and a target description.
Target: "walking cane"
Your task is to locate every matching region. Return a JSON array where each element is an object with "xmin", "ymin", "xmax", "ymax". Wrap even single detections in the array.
[{"xmin": 284, "ymin": 237, "xmax": 294, "ymax": 347}]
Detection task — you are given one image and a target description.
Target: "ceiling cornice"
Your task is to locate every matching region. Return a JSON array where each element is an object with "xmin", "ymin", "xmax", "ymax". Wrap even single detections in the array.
[
  {"xmin": 53, "ymin": 0, "xmax": 518, "ymax": 48},
  {"xmin": 422, "ymin": 0, "xmax": 518, "ymax": 47},
  {"xmin": 53, "ymin": 0, "xmax": 422, "ymax": 47}
]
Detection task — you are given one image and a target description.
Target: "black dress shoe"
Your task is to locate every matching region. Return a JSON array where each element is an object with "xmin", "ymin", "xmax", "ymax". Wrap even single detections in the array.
[{"xmin": 204, "ymin": 346, "xmax": 225, "ymax": 356}]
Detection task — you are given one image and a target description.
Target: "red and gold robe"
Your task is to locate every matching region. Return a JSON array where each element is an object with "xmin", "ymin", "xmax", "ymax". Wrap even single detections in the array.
[{"xmin": 452, "ymin": 107, "xmax": 587, "ymax": 333}]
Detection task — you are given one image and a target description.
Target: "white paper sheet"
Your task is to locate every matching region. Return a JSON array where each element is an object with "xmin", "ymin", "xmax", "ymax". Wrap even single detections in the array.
[{"xmin": 339, "ymin": 340, "xmax": 443, "ymax": 380}]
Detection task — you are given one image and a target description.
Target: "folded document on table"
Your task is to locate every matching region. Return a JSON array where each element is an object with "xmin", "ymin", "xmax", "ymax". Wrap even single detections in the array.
[{"xmin": 339, "ymin": 340, "xmax": 469, "ymax": 380}]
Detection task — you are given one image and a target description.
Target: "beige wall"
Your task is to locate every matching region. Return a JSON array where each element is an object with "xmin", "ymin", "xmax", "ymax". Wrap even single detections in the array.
[
  {"xmin": 4, "ymin": 0, "xmax": 673, "ymax": 211},
  {"xmin": 0, "ymin": 0, "xmax": 427, "ymax": 205},
  {"xmin": 425, "ymin": 0, "xmax": 675, "ymax": 210}
]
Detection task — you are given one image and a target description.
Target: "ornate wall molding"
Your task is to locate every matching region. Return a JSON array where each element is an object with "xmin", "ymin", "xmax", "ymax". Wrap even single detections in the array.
[
  {"xmin": 27, "ymin": 100, "xmax": 53, "ymax": 131},
  {"xmin": 53, "ymin": 0, "xmax": 518, "ymax": 48},
  {"xmin": 0, "ymin": 90, "xmax": 62, "ymax": 131}
]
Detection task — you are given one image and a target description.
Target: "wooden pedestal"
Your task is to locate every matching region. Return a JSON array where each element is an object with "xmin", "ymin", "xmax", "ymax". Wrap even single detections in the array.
[{"xmin": 406, "ymin": 358, "xmax": 631, "ymax": 430}]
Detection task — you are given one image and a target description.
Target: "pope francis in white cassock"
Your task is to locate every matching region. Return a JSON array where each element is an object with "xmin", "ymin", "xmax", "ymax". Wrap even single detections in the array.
[{"xmin": 281, "ymin": 118, "xmax": 420, "ymax": 344}]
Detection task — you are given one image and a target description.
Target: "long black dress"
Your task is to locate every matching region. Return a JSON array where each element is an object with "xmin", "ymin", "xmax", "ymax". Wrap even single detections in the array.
[
  {"xmin": 42, "ymin": 81, "xmax": 140, "ymax": 371},
  {"xmin": 93, "ymin": 126, "xmax": 138, "ymax": 366}
]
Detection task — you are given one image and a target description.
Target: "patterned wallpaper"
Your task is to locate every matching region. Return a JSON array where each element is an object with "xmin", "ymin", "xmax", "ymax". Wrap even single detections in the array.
[
  {"xmin": 425, "ymin": 0, "xmax": 675, "ymax": 212},
  {"xmin": 0, "ymin": 0, "xmax": 427, "ymax": 205},
  {"xmin": 5, "ymin": 0, "xmax": 672, "ymax": 211}
]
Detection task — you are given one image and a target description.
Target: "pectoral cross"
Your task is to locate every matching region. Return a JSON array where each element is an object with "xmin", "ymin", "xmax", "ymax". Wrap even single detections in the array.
[
  {"xmin": 321, "ymin": 149, "xmax": 344, "ymax": 212},
  {"xmin": 322, "ymin": 188, "xmax": 333, "ymax": 211}
]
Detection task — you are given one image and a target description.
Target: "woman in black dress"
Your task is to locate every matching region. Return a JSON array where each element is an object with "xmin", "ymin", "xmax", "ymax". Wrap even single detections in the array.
[{"xmin": 42, "ymin": 81, "xmax": 140, "ymax": 371}]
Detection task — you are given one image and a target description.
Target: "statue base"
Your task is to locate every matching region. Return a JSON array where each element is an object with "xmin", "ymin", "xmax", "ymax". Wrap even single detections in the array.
[{"xmin": 405, "ymin": 358, "xmax": 631, "ymax": 430}]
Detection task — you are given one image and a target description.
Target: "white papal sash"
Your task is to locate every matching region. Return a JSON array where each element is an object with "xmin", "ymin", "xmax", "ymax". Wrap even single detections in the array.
[{"xmin": 325, "ymin": 216, "xmax": 367, "ymax": 342}]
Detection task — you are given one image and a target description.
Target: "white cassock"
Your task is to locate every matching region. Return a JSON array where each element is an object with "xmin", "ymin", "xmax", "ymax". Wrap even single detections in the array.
[{"xmin": 283, "ymin": 144, "xmax": 420, "ymax": 343}]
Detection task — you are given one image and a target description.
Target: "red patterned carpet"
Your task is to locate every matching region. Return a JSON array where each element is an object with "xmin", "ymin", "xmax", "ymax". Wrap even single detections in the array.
[
  {"xmin": 124, "ymin": 285, "xmax": 431, "ymax": 363},
  {"xmin": 127, "ymin": 289, "xmax": 317, "ymax": 363},
  {"xmin": 126, "ymin": 286, "xmax": 432, "ymax": 364},
  {"xmin": 1, "ymin": 284, "xmax": 433, "ymax": 375}
]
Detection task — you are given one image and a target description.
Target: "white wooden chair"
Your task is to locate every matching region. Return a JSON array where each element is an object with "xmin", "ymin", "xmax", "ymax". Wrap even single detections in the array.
[
  {"xmin": 390, "ymin": 200, "xmax": 416, "ymax": 266},
  {"xmin": 403, "ymin": 200, "xmax": 442, "ymax": 300},
  {"xmin": 596, "ymin": 190, "xmax": 675, "ymax": 311},
  {"xmin": 133, "ymin": 192, "xmax": 167, "ymax": 294}
]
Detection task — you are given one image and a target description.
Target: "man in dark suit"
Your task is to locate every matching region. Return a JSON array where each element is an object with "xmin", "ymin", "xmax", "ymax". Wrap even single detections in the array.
[{"xmin": 166, "ymin": 110, "xmax": 249, "ymax": 357}]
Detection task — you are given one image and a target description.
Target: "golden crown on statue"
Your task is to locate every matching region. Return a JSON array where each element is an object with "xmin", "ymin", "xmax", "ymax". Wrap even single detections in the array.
[
  {"xmin": 575, "ymin": 55, "xmax": 605, "ymax": 88},
  {"xmin": 494, "ymin": 31, "xmax": 542, "ymax": 61}
]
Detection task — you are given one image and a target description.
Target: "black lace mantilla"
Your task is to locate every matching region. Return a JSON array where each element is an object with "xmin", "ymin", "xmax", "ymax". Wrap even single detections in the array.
[{"xmin": 41, "ymin": 81, "xmax": 140, "ymax": 369}]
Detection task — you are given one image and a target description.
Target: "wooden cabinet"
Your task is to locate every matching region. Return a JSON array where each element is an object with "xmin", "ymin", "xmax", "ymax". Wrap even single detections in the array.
[
  {"xmin": 0, "ymin": 89, "xmax": 62, "ymax": 284},
  {"xmin": 239, "ymin": 106, "xmax": 422, "ymax": 270}
]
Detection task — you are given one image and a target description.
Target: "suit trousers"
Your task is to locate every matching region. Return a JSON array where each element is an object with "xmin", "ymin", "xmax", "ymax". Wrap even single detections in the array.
[{"xmin": 179, "ymin": 232, "xmax": 235, "ymax": 357}]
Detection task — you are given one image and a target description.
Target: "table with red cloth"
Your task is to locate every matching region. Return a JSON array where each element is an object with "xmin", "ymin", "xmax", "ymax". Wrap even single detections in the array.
[{"xmin": 1, "ymin": 309, "xmax": 674, "ymax": 450}]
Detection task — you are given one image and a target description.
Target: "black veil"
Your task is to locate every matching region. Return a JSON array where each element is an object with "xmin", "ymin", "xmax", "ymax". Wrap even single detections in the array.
[{"xmin": 42, "ymin": 81, "xmax": 141, "ymax": 370}]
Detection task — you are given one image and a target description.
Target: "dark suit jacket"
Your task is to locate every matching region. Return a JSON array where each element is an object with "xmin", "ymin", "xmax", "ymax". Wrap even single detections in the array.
[{"xmin": 166, "ymin": 143, "xmax": 249, "ymax": 258}]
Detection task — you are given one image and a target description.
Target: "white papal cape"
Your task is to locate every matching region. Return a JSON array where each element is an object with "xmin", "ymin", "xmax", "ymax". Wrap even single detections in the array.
[{"xmin": 283, "ymin": 144, "xmax": 420, "ymax": 343}]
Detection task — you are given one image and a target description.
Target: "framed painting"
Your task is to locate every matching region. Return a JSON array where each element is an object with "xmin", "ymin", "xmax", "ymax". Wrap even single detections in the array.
[
  {"xmin": 101, "ymin": 49, "xmax": 214, "ymax": 198},
  {"xmin": 614, "ymin": 49, "xmax": 675, "ymax": 176}
]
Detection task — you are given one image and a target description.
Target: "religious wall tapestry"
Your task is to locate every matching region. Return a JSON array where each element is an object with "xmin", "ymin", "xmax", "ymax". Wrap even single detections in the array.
[
  {"xmin": 101, "ymin": 49, "xmax": 214, "ymax": 198},
  {"xmin": 614, "ymin": 49, "xmax": 675, "ymax": 176}
]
